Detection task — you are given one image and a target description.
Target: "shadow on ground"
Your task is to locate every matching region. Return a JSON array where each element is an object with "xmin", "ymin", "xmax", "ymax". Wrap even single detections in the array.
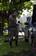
[{"xmin": 3, "ymin": 50, "xmax": 36, "ymax": 56}]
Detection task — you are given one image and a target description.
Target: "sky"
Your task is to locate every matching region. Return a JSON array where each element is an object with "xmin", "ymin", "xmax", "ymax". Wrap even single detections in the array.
[
  {"xmin": 30, "ymin": 0, "xmax": 36, "ymax": 4},
  {"xmin": 17, "ymin": 7, "xmax": 33, "ymax": 23}
]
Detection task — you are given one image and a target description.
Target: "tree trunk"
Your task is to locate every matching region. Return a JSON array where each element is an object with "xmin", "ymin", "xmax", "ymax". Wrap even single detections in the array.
[
  {"xmin": 32, "ymin": 5, "xmax": 36, "ymax": 26},
  {"xmin": 32, "ymin": 5, "xmax": 36, "ymax": 48}
]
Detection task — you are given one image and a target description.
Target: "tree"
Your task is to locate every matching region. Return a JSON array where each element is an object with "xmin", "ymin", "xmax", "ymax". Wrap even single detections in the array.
[{"xmin": 0, "ymin": 0, "xmax": 32, "ymax": 16}]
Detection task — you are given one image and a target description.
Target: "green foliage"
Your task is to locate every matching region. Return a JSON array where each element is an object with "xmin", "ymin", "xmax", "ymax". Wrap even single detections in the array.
[
  {"xmin": 24, "ymin": 1, "xmax": 33, "ymax": 9},
  {"xmin": 0, "ymin": 0, "xmax": 33, "ymax": 17},
  {"xmin": 0, "ymin": 3, "xmax": 9, "ymax": 11},
  {"xmin": 0, "ymin": 37, "xmax": 31, "ymax": 56}
]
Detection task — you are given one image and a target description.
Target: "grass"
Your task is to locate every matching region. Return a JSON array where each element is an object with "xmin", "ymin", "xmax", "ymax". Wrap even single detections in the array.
[{"xmin": 0, "ymin": 36, "xmax": 31, "ymax": 56}]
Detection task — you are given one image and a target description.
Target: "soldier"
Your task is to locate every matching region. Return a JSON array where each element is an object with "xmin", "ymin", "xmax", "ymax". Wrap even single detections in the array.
[{"xmin": 8, "ymin": 11, "xmax": 18, "ymax": 47}]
